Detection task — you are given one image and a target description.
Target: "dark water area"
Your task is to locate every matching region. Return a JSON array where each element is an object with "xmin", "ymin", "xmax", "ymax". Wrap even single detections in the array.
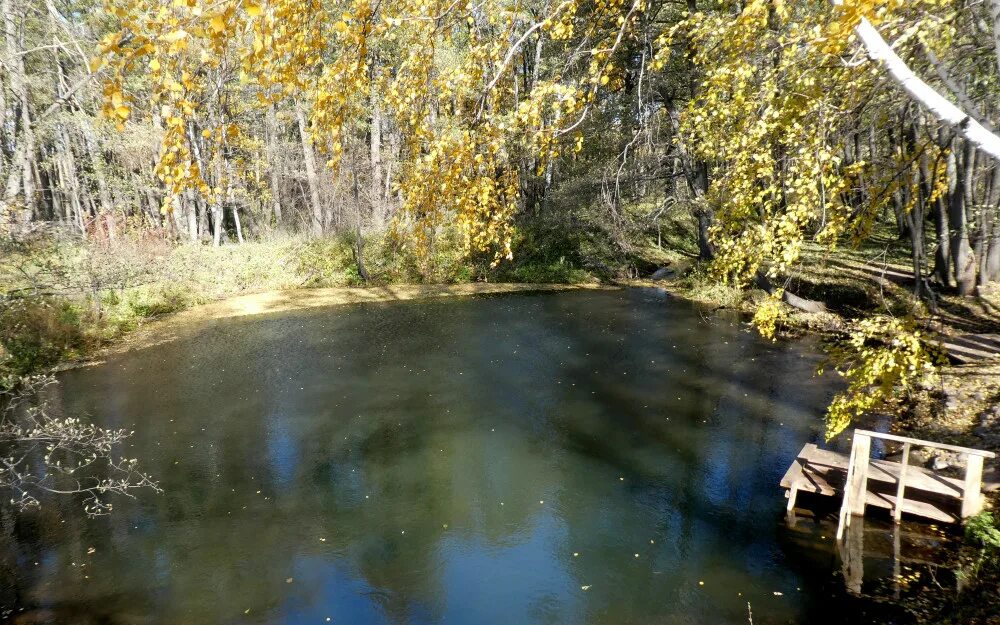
[{"xmin": 0, "ymin": 288, "xmax": 962, "ymax": 624}]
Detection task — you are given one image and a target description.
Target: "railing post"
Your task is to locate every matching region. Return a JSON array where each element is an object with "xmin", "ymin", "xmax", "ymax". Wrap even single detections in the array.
[
  {"xmin": 962, "ymin": 454, "xmax": 985, "ymax": 519},
  {"xmin": 836, "ymin": 444, "xmax": 857, "ymax": 541},
  {"xmin": 848, "ymin": 433, "xmax": 871, "ymax": 517},
  {"xmin": 893, "ymin": 442, "xmax": 911, "ymax": 524}
]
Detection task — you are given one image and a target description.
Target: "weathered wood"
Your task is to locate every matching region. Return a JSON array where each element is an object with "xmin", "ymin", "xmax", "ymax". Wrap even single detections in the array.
[
  {"xmin": 836, "ymin": 443, "xmax": 858, "ymax": 540},
  {"xmin": 893, "ymin": 442, "xmax": 911, "ymax": 524},
  {"xmin": 783, "ymin": 444, "xmax": 988, "ymax": 498},
  {"xmin": 853, "ymin": 429, "xmax": 996, "ymax": 458},
  {"xmin": 849, "ymin": 433, "xmax": 872, "ymax": 517},
  {"xmin": 783, "ymin": 440, "xmax": 998, "ymax": 526},
  {"xmin": 963, "ymin": 454, "xmax": 985, "ymax": 518},
  {"xmin": 786, "ymin": 483, "xmax": 798, "ymax": 512}
]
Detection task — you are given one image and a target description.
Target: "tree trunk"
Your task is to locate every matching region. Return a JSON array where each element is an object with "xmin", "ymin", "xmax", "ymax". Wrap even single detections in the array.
[
  {"xmin": 921, "ymin": 149, "xmax": 951, "ymax": 287},
  {"xmin": 295, "ymin": 99, "xmax": 324, "ymax": 236},
  {"xmin": 754, "ymin": 271, "xmax": 827, "ymax": 313},
  {"xmin": 845, "ymin": 11, "xmax": 1000, "ymax": 161},
  {"xmin": 233, "ymin": 206, "xmax": 244, "ymax": 244},
  {"xmin": 984, "ymin": 166, "xmax": 1000, "ymax": 283},
  {"xmin": 352, "ymin": 172, "xmax": 369, "ymax": 282},
  {"xmin": 81, "ymin": 125, "xmax": 113, "ymax": 217},
  {"xmin": 986, "ymin": 220, "xmax": 1000, "ymax": 282},
  {"xmin": 266, "ymin": 104, "xmax": 283, "ymax": 226},
  {"xmin": 2, "ymin": 0, "xmax": 38, "ymax": 218},
  {"xmin": 369, "ymin": 101, "xmax": 383, "ymax": 226},
  {"xmin": 949, "ymin": 143, "xmax": 977, "ymax": 295}
]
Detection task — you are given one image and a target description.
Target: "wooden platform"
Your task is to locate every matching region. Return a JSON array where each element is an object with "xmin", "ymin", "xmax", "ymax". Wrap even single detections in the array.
[{"xmin": 781, "ymin": 438, "xmax": 999, "ymax": 525}]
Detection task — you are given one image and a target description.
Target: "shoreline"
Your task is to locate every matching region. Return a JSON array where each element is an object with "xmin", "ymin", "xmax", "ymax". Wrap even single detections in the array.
[
  {"xmin": 60, "ymin": 282, "xmax": 618, "ymax": 369},
  {"xmin": 53, "ymin": 277, "xmax": 1000, "ymax": 456}
]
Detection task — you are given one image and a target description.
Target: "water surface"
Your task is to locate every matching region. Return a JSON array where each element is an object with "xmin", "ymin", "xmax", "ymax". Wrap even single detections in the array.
[{"xmin": 0, "ymin": 289, "xmax": 936, "ymax": 623}]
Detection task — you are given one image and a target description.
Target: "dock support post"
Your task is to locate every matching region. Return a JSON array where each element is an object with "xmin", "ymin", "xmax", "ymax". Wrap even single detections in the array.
[
  {"xmin": 786, "ymin": 484, "xmax": 798, "ymax": 512},
  {"xmin": 962, "ymin": 454, "xmax": 985, "ymax": 519},
  {"xmin": 848, "ymin": 433, "xmax": 871, "ymax": 517},
  {"xmin": 893, "ymin": 442, "xmax": 911, "ymax": 524}
]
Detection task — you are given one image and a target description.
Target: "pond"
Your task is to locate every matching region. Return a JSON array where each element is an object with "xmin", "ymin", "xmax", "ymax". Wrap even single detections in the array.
[{"xmin": 0, "ymin": 288, "xmax": 958, "ymax": 624}]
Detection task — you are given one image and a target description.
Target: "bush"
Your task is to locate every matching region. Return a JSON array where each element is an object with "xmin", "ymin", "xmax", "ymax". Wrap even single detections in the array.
[
  {"xmin": 505, "ymin": 259, "xmax": 593, "ymax": 284},
  {"xmin": 0, "ymin": 298, "xmax": 87, "ymax": 383},
  {"xmin": 293, "ymin": 236, "xmax": 357, "ymax": 287},
  {"xmin": 966, "ymin": 511, "xmax": 1000, "ymax": 550}
]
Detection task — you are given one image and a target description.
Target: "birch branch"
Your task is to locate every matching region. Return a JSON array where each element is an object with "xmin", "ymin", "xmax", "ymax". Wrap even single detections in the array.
[{"xmin": 842, "ymin": 8, "xmax": 1000, "ymax": 160}]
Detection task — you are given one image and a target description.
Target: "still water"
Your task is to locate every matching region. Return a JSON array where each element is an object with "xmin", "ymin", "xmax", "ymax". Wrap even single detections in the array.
[{"xmin": 1, "ymin": 289, "xmax": 944, "ymax": 624}]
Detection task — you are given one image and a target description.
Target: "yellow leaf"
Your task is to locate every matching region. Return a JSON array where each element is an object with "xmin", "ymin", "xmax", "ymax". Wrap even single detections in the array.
[
  {"xmin": 149, "ymin": 58, "xmax": 161, "ymax": 71},
  {"xmin": 161, "ymin": 29, "xmax": 188, "ymax": 43},
  {"xmin": 246, "ymin": 3, "xmax": 262, "ymax": 17},
  {"xmin": 210, "ymin": 14, "xmax": 225, "ymax": 33},
  {"xmin": 115, "ymin": 105, "xmax": 130, "ymax": 119}
]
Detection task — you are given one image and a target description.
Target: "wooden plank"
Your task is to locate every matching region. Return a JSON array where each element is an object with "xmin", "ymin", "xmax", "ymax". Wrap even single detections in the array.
[
  {"xmin": 893, "ymin": 442, "xmax": 910, "ymax": 524},
  {"xmin": 853, "ymin": 429, "xmax": 996, "ymax": 458},
  {"xmin": 784, "ymin": 445, "xmax": 970, "ymax": 499},
  {"xmin": 865, "ymin": 488, "xmax": 958, "ymax": 523},
  {"xmin": 779, "ymin": 449, "xmax": 809, "ymax": 490},
  {"xmin": 849, "ymin": 434, "xmax": 872, "ymax": 516},
  {"xmin": 836, "ymin": 443, "xmax": 857, "ymax": 541},
  {"xmin": 962, "ymin": 455, "xmax": 985, "ymax": 518},
  {"xmin": 782, "ymin": 444, "xmax": 962, "ymax": 524}
]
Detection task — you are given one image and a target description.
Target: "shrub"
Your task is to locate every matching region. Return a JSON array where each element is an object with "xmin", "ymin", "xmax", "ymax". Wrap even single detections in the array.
[
  {"xmin": 0, "ymin": 298, "xmax": 86, "ymax": 383},
  {"xmin": 966, "ymin": 511, "xmax": 1000, "ymax": 550}
]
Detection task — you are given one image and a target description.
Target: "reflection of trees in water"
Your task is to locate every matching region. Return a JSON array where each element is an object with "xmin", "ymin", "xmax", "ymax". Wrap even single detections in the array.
[{"xmin": 9, "ymin": 292, "xmax": 842, "ymax": 624}]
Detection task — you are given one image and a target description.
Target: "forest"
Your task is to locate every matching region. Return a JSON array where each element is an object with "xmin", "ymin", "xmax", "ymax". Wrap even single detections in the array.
[{"xmin": 1, "ymin": 0, "xmax": 1000, "ymax": 622}]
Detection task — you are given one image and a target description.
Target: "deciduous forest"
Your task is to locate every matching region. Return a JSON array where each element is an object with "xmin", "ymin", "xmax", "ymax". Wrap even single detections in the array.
[{"xmin": 2, "ymin": 0, "xmax": 1000, "ymax": 622}]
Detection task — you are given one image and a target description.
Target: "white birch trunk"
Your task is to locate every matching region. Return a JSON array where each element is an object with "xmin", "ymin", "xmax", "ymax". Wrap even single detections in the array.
[{"xmin": 847, "ymin": 13, "xmax": 1000, "ymax": 161}]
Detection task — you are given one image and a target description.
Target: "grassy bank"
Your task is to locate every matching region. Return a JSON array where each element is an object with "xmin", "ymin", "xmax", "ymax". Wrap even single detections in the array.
[{"xmin": 0, "ymin": 227, "xmax": 611, "ymax": 385}]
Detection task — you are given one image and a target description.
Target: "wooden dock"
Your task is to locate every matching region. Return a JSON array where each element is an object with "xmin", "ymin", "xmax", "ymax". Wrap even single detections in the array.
[{"xmin": 780, "ymin": 430, "xmax": 997, "ymax": 534}]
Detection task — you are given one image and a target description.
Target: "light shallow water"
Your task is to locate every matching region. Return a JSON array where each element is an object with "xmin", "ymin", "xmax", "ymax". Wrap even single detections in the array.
[{"xmin": 0, "ymin": 289, "xmax": 952, "ymax": 624}]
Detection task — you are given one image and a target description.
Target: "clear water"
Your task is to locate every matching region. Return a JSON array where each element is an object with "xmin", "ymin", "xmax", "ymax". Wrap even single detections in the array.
[{"xmin": 0, "ymin": 289, "xmax": 944, "ymax": 624}]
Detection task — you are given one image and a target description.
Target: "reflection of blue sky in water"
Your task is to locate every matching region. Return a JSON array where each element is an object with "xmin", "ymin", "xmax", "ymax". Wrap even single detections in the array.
[
  {"xmin": 267, "ymin": 414, "xmax": 298, "ymax": 488},
  {"xmin": 5, "ymin": 288, "xmax": 927, "ymax": 624}
]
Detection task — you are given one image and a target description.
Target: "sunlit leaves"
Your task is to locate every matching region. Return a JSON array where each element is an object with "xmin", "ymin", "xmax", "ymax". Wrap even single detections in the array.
[
  {"xmin": 823, "ymin": 316, "xmax": 942, "ymax": 439},
  {"xmin": 101, "ymin": 0, "xmax": 642, "ymax": 259},
  {"xmin": 654, "ymin": 0, "xmax": 956, "ymax": 434}
]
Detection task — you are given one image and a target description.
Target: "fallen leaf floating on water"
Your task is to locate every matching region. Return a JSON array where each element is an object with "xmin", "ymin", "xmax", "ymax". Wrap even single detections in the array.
[
  {"xmin": 581, "ymin": 585, "xmax": 591, "ymax": 591},
  {"xmin": 773, "ymin": 591, "xmax": 783, "ymax": 596},
  {"xmin": 286, "ymin": 578, "xmax": 293, "ymax": 583}
]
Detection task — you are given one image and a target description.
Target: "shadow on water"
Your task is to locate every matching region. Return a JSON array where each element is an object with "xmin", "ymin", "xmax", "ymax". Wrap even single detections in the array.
[{"xmin": 0, "ymin": 288, "xmax": 970, "ymax": 624}]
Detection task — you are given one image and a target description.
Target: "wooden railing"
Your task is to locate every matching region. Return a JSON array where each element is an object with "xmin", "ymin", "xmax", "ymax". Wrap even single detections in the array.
[{"xmin": 836, "ymin": 429, "xmax": 996, "ymax": 540}]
